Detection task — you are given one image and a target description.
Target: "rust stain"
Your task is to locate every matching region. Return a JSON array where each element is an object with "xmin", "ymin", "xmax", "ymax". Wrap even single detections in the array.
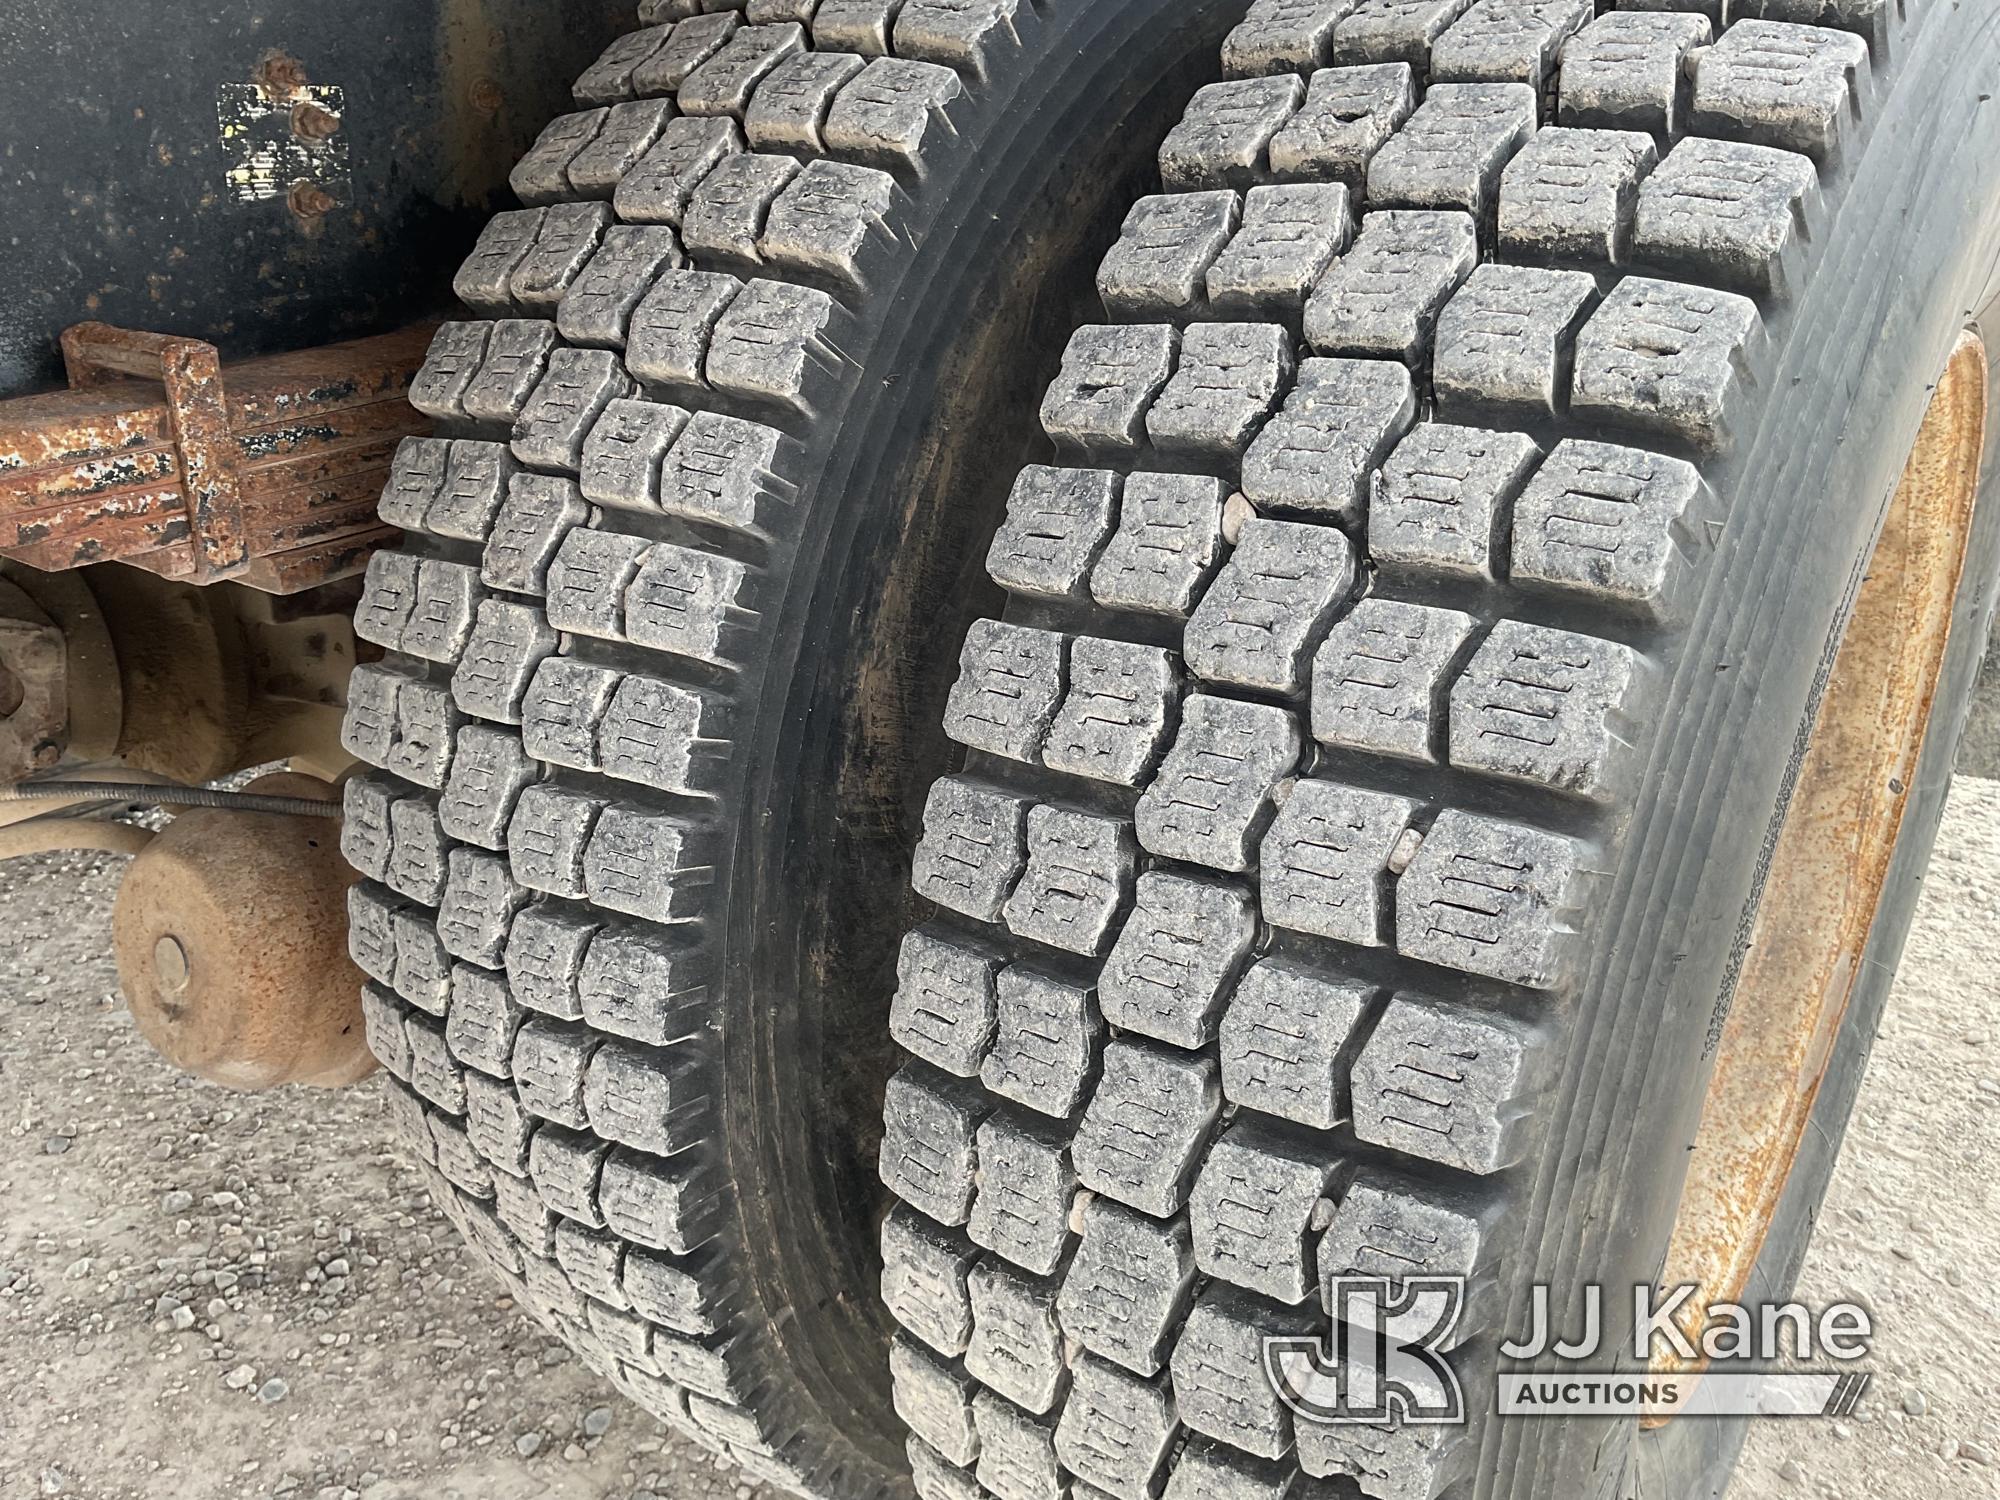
[
  {"xmin": 1649, "ymin": 333, "xmax": 1990, "ymax": 1412},
  {"xmin": 114, "ymin": 771, "xmax": 376, "ymax": 1091},
  {"xmin": 437, "ymin": 0, "xmax": 523, "ymax": 207}
]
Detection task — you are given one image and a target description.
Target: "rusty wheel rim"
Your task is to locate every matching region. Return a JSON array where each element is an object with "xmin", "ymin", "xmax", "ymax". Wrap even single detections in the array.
[{"xmin": 1647, "ymin": 331, "xmax": 1989, "ymax": 1407}]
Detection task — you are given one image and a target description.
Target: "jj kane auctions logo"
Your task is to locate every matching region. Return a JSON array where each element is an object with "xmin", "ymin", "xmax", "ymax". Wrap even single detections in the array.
[{"xmin": 1265, "ymin": 1279, "xmax": 1874, "ymax": 1425}]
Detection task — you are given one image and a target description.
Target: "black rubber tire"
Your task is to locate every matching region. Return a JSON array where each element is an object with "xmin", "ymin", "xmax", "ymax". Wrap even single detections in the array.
[
  {"xmin": 336, "ymin": 3, "xmax": 1236, "ymax": 1496},
  {"xmin": 877, "ymin": 4, "xmax": 2000, "ymax": 1500}
]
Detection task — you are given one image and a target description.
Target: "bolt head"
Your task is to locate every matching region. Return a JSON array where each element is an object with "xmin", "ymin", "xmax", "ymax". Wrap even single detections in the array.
[
  {"xmin": 287, "ymin": 182, "xmax": 337, "ymax": 219},
  {"xmin": 290, "ymin": 101, "xmax": 341, "ymax": 141},
  {"xmin": 154, "ymin": 935, "xmax": 190, "ymax": 995}
]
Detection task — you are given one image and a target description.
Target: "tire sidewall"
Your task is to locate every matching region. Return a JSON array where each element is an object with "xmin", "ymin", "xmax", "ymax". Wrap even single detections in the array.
[{"xmin": 1514, "ymin": 7, "xmax": 2000, "ymax": 1493}]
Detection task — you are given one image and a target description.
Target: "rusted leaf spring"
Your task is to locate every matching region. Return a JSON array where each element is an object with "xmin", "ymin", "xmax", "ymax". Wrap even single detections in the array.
[{"xmin": 0, "ymin": 323, "xmax": 431, "ymax": 592}]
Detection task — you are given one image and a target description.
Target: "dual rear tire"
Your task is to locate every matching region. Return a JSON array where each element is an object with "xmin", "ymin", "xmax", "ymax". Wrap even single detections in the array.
[{"xmin": 345, "ymin": 3, "xmax": 2000, "ymax": 1498}]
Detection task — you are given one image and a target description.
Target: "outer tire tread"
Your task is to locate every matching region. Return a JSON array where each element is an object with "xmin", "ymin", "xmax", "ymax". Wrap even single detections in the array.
[
  {"xmin": 879, "ymin": 3, "xmax": 1899, "ymax": 1498},
  {"xmin": 343, "ymin": 2, "xmax": 1193, "ymax": 1494}
]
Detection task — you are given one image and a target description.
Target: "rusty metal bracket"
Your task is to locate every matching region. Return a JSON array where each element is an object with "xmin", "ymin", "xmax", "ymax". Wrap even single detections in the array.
[
  {"xmin": 0, "ymin": 322, "xmax": 431, "ymax": 593},
  {"xmin": 61, "ymin": 324, "xmax": 251, "ymax": 581}
]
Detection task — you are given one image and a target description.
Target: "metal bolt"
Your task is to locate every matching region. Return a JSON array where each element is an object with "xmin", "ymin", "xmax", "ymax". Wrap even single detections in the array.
[
  {"xmin": 256, "ymin": 51, "xmax": 310, "ymax": 98},
  {"xmin": 288, "ymin": 182, "xmax": 336, "ymax": 220},
  {"xmin": 291, "ymin": 101, "xmax": 341, "ymax": 141},
  {"xmin": 155, "ymin": 935, "xmax": 190, "ymax": 996}
]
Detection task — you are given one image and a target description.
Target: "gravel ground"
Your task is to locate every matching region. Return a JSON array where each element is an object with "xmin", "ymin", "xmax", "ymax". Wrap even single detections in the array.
[
  {"xmin": 3, "ymin": 783, "xmax": 1997, "ymax": 1500},
  {"xmin": 0, "ymin": 853, "xmax": 780, "ymax": 1500},
  {"xmin": 1733, "ymin": 774, "xmax": 2000, "ymax": 1500}
]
